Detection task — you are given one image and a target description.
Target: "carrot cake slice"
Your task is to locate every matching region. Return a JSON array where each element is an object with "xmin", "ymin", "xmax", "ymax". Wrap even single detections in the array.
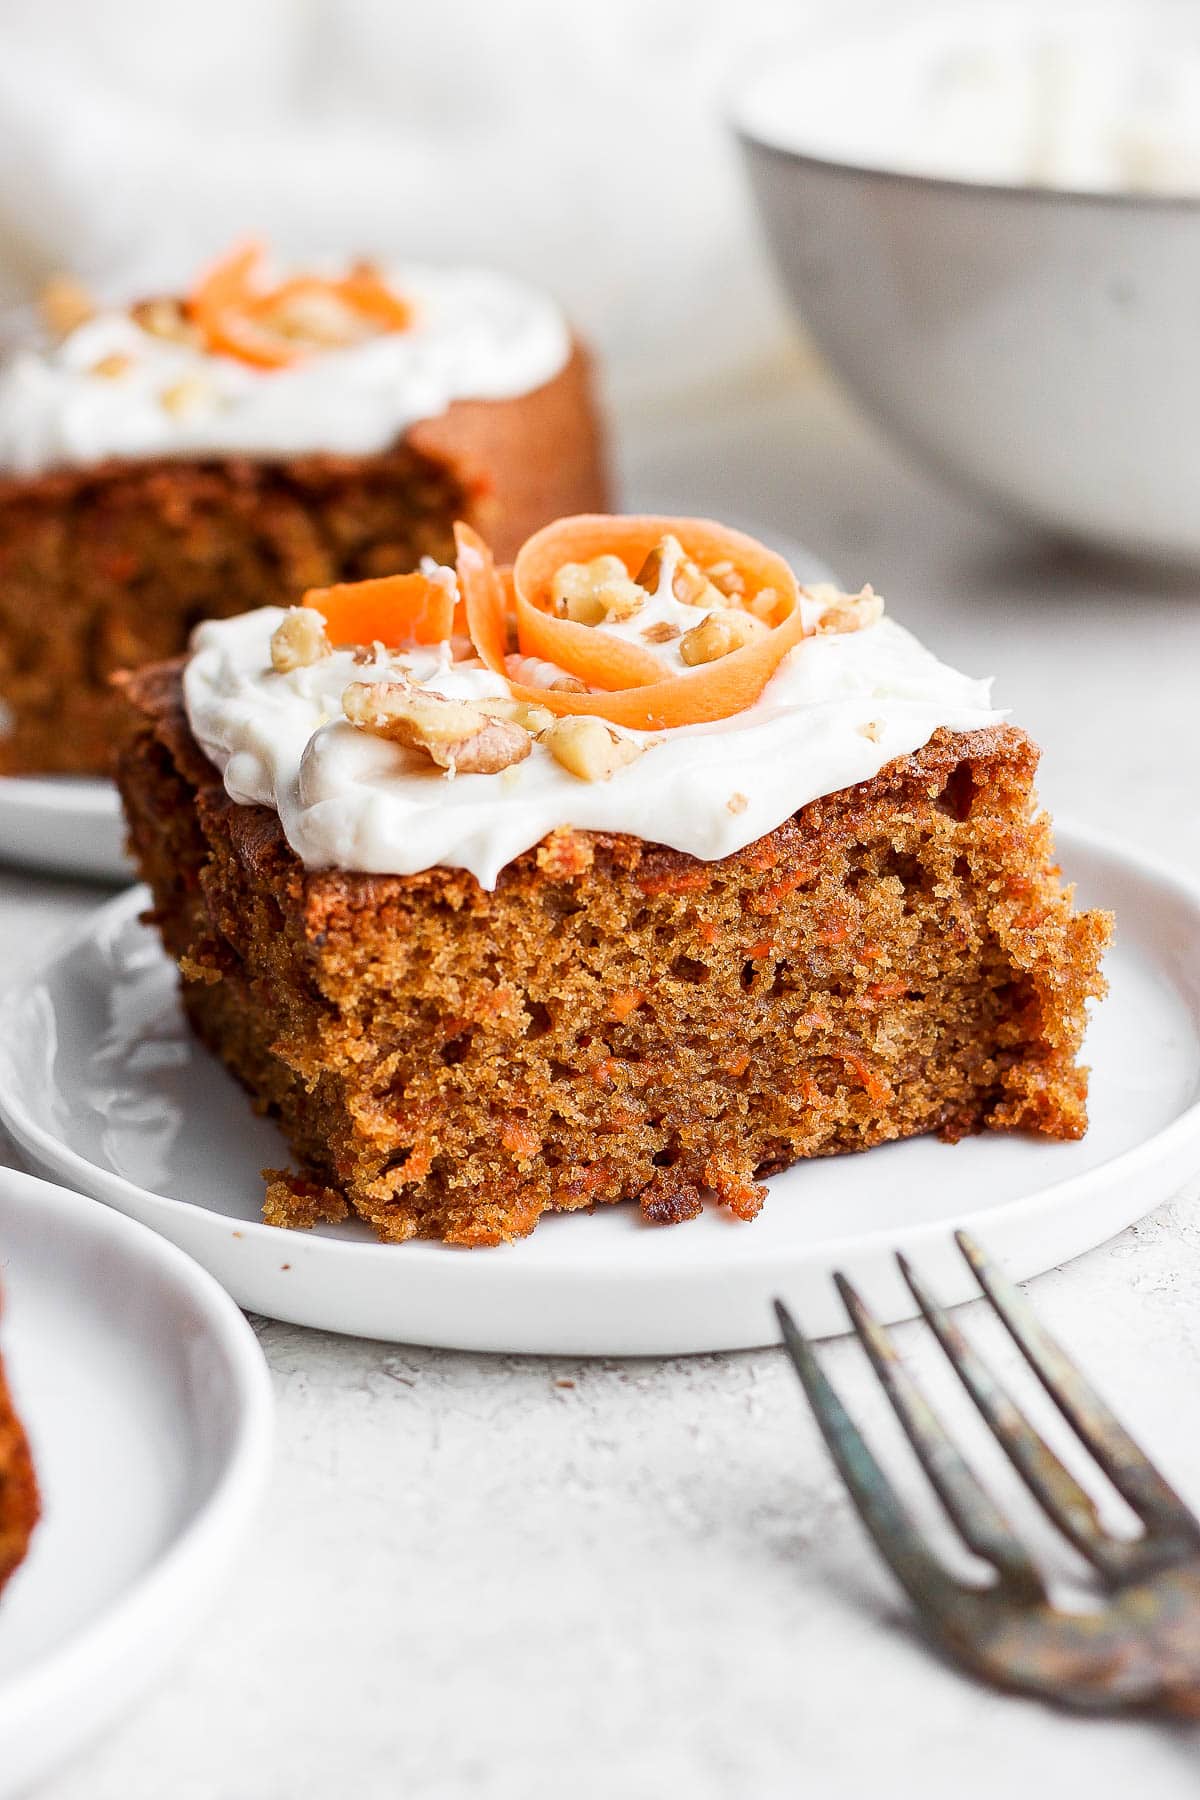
[
  {"xmin": 0, "ymin": 243, "xmax": 606, "ymax": 774},
  {"xmin": 117, "ymin": 513, "xmax": 1110, "ymax": 1247},
  {"xmin": 0, "ymin": 1291, "xmax": 38, "ymax": 1597}
]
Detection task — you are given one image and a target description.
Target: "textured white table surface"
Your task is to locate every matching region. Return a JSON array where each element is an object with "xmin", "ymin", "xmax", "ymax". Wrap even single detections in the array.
[{"xmin": 14, "ymin": 359, "xmax": 1200, "ymax": 1799}]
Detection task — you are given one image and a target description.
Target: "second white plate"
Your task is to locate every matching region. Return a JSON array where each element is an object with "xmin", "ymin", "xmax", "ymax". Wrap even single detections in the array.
[
  {"xmin": 0, "ymin": 823, "xmax": 1197, "ymax": 1355},
  {"xmin": 0, "ymin": 774, "xmax": 129, "ymax": 882},
  {"xmin": 0, "ymin": 1168, "xmax": 272, "ymax": 1797}
]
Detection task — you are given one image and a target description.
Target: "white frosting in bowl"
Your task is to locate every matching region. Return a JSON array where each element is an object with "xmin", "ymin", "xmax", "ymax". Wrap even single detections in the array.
[
  {"xmin": 0, "ymin": 266, "xmax": 571, "ymax": 475},
  {"xmin": 183, "ymin": 604, "xmax": 1002, "ymax": 890},
  {"xmin": 737, "ymin": 9, "xmax": 1200, "ymax": 197}
]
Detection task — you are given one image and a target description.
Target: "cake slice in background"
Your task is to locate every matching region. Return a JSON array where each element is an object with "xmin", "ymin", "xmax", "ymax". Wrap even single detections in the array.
[
  {"xmin": 0, "ymin": 243, "xmax": 607, "ymax": 775},
  {"xmin": 117, "ymin": 514, "xmax": 1110, "ymax": 1247},
  {"xmin": 0, "ymin": 1291, "xmax": 38, "ymax": 1597}
]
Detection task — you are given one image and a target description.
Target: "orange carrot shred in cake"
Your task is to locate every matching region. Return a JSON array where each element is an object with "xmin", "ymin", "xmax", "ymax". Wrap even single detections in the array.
[{"xmin": 116, "ymin": 511, "xmax": 1112, "ymax": 1247}]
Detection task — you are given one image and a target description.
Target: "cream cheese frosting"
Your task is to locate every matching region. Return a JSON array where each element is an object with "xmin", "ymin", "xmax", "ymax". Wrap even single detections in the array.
[
  {"xmin": 0, "ymin": 266, "xmax": 571, "ymax": 475},
  {"xmin": 183, "ymin": 600, "xmax": 1003, "ymax": 890}
]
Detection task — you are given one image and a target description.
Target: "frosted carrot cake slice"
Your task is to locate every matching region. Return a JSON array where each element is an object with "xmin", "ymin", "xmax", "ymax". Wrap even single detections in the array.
[
  {"xmin": 117, "ymin": 514, "xmax": 1110, "ymax": 1246},
  {"xmin": 0, "ymin": 242, "xmax": 605, "ymax": 773}
]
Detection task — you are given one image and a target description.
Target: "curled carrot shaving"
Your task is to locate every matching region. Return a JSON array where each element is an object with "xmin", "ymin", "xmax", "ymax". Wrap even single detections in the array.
[
  {"xmin": 187, "ymin": 240, "xmax": 412, "ymax": 370},
  {"xmin": 454, "ymin": 516, "xmax": 811, "ymax": 732},
  {"xmin": 304, "ymin": 572, "xmax": 455, "ymax": 647},
  {"xmin": 515, "ymin": 595, "xmax": 662, "ymax": 689}
]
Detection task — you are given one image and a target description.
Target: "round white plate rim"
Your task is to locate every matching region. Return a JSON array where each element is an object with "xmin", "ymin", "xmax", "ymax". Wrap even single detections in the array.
[
  {"xmin": 0, "ymin": 817, "xmax": 1197, "ymax": 1350},
  {"xmin": 0, "ymin": 775, "xmax": 118, "ymax": 819},
  {"xmin": 0, "ymin": 1165, "xmax": 273, "ymax": 1770},
  {"xmin": 0, "ymin": 773, "xmax": 129, "ymax": 883}
]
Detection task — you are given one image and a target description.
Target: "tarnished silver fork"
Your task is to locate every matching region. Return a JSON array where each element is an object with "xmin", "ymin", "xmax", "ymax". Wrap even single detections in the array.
[{"xmin": 776, "ymin": 1231, "xmax": 1200, "ymax": 1715}]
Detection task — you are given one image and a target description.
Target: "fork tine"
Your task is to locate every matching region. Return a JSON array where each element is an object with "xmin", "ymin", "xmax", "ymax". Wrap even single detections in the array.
[
  {"xmin": 833, "ymin": 1274, "xmax": 1046, "ymax": 1601},
  {"xmin": 957, "ymin": 1232, "xmax": 1200, "ymax": 1545},
  {"xmin": 897, "ymin": 1251, "xmax": 1139, "ymax": 1581},
  {"xmin": 773, "ymin": 1300, "xmax": 970, "ymax": 1617}
]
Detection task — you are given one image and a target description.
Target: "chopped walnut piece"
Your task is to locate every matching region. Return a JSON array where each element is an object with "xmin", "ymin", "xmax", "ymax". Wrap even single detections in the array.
[
  {"xmin": 727, "ymin": 792, "xmax": 749, "ymax": 815},
  {"xmin": 268, "ymin": 289, "xmax": 367, "ymax": 347},
  {"xmin": 543, "ymin": 716, "xmax": 642, "ymax": 782},
  {"xmin": 811, "ymin": 583, "xmax": 885, "ymax": 635},
  {"xmin": 132, "ymin": 296, "xmax": 202, "ymax": 347},
  {"xmin": 706, "ymin": 559, "xmax": 746, "ymax": 599},
  {"xmin": 746, "ymin": 585, "xmax": 782, "ymax": 625},
  {"xmin": 858, "ymin": 720, "xmax": 883, "ymax": 742},
  {"xmin": 40, "ymin": 274, "xmax": 95, "ymax": 339},
  {"xmin": 90, "ymin": 352, "xmax": 132, "ymax": 379},
  {"xmin": 271, "ymin": 607, "xmax": 331, "ymax": 673},
  {"xmin": 635, "ymin": 535, "xmax": 725, "ymax": 609},
  {"xmin": 477, "ymin": 695, "xmax": 556, "ymax": 735},
  {"xmin": 343, "ymin": 680, "xmax": 531, "ymax": 775},
  {"xmin": 642, "ymin": 620, "xmax": 681, "ymax": 645},
  {"xmin": 679, "ymin": 608, "xmax": 767, "ymax": 666},
  {"xmin": 160, "ymin": 376, "xmax": 211, "ymax": 417},
  {"xmin": 551, "ymin": 554, "xmax": 646, "ymax": 625},
  {"xmin": 352, "ymin": 642, "xmax": 382, "ymax": 666}
]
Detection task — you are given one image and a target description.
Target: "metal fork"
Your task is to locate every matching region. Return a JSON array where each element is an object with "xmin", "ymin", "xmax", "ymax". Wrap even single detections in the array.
[{"xmin": 776, "ymin": 1231, "xmax": 1200, "ymax": 1715}]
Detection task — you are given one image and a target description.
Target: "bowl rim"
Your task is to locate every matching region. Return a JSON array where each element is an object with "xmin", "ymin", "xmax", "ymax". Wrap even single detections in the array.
[{"xmin": 733, "ymin": 120, "xmax": 1200, "ymax": 212}]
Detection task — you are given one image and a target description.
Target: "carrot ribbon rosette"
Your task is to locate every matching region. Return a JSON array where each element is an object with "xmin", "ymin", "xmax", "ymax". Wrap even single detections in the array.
[
  {"xmin": 187, "ymin": 240, "xmax": 412, "ymax": 370},
  {"xmin": 455, "ymin": 515, "xmax": 811, "ymax": 731}
]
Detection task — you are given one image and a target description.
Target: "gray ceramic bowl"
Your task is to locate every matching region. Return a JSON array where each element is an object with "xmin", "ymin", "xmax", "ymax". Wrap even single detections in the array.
[{"xmin": 735, "ymin": 52, "xmax": 1200, "ymax": 563}]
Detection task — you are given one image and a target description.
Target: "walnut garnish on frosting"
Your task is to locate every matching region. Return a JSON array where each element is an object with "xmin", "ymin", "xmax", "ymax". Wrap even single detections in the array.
[
  {"xmin": 160, "ymin": 377, "xmax": 212, "ymax": 418},
  {"xmin": 705, "ymin": 559, "xmax": 745, "ymax": 600},
  {"xmin": 809, "ymin": 583, "xmax": 885, "ymax": 635},
  {"xmin": 40, "ymin": 274, "xmax": 95, "ymax": 340},
  {"xmin": 679, "ymin": 608, "xmax": 767, "ymax": 666},
  {"xmin": 552, "ymin": 555, "xmax": 645, "ymax": 625},
  {"xmin": 132, "ymin": 296, "xmax": 202, "ymax": 348},
  {"xmin": 635, "ymin": 536, "xmax": 725, "ymax": 610},
  {"xmin": 271, "ymin": 607, "xmax": 331, "ymax": 672},
  {"xmin": 542, "ymin": 716, "xmax": 642, "ymax": 782},
  {"xmin": 477, "ymin": 695, "xmax": 556, "ymax": 735},
  {"xmin": 90, "ymin": 353, "xmax": 133, "ymax": 380},
  {"xmin": 343, "ymin": 680, "xmax": 532, "ymax": 776},
  {"xmin": 548, "ymin": 535, "xmax": 788, "ymax": 654}
]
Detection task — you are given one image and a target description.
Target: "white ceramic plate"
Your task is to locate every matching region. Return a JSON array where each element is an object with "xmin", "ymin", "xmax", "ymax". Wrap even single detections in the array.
[
  {"xmin": 0, "ymin": 1168, "xmax": 272, "ymax": 1797},
  {"xmin": 0, "ymin": 517, "xmax": 832, "ymax": 885},
  {"xmin": 0, "ymin": 774, "xmax": 129, "ymax": 882},
  {"xmin": 0, "ymin": 825, "xmax": 1196, "ymax": 1357}
]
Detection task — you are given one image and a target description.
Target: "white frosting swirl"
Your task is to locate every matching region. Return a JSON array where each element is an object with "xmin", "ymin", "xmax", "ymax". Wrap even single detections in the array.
[
  {"xmin": 183, "ymin": 604, "xmax": 1003, "ymax": 890},
  {"xmin": 0, "ymin": 266, "xmax": 571, "ymax": 474}
]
